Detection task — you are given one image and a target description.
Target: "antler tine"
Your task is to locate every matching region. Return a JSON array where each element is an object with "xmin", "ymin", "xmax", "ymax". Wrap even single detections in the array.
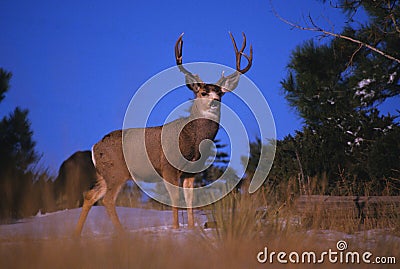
[
  {"xmin": 229, "ymin": 32, "xmax": 239, "ymax": 55},
  {"xmin": 240, "ymin": 32, "xmax": 247, "ymax": 53},
  {"xmin": 240, "ymin": 43, "xmax": 253, "ymax": 74},
  {"xmin": 175, "ymin": 33, "xmax": 195, "ymax": 76},
  {"xmin": 175, "ymin": 33, "xmax": 184, "ymax": 65},
  {"xmin": 228, "ymin": 32, "xmax": 241, "ymax": 71},
  {"xmin": 228, "ymin": 32, "xmax": 253, "ymax": 74}
]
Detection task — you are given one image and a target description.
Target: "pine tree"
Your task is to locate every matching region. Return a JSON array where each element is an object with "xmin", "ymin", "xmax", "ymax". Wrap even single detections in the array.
[
  {"xmin": 0, "ymin": 69, "xmax": 12, "ymax": 102},
  {"xmin": 279, "ymin": 1, "xmax": 400, "ymax": 194},
  {"xmin": 0, "ymin": 68, "xmax": 41, "ymax": 219}
]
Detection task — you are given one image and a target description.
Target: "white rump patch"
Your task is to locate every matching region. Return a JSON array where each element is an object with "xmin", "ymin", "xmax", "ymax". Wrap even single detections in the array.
[{"xmin": 91, "ymin": 145, "xmax": 97, "ymax": 167}]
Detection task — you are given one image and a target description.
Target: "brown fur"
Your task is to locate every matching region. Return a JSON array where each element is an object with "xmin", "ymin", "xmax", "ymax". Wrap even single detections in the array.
[{"xmin": 55, "ymin": 151, "xmax": 96, "ymax": 209}]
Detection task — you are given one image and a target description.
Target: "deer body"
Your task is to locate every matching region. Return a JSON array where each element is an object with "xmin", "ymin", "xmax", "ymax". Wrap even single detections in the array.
[
  {"xmin": 124, "ymin": 107, "xmax": 221, "ymax": 180},
  {"xmin": 74, "ymin": 33, "xmax": 252, "ymax": 235}
]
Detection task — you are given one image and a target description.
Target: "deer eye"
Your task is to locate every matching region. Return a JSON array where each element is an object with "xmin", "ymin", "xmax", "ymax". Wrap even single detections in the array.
[{"xmin": 201, "ymin": 92, "xmax": 208, "ymax": 96}]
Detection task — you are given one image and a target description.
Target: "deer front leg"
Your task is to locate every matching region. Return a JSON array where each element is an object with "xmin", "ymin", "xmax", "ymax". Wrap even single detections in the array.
[
  {"xmin": 183, "ymin": 177, "xmax": 195, "ymax": 228},
  {"xmin": 163, "ymin": 169, "xmax": 181, "ymax": 229}
]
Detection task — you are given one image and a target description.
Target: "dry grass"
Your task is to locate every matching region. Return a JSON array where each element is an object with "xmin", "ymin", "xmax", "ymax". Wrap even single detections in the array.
[
  {"xmin": 1, "ymin": 225, "xmax": 398, "ymax": 268},
  {"xmin": 1, "ymin": 184, "xmax": 399, "ymax": 268}
]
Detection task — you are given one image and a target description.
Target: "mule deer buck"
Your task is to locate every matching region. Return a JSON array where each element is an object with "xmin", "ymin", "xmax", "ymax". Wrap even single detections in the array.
[{"xmin": 74, "ymin": 33, "xmax": 252, "ymax": 235}]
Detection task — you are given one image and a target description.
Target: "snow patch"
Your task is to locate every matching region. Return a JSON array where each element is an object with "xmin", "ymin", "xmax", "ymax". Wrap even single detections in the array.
[
  {"xmin": 327, "ymin": 98, "xmax": 335, "ymax": 105},
  {"xmin": 1, "ymin": 208, "xmax": 399, "ymax": 252},
  {"xmin": 0, "ymin": 207, "xmax": 208, "ymax": 239},
  {"xmin": 354, "ymin": 89, "xmax": 375, "ymax": 99},
  {"xmin": 357, "ymin": 78, "xmax": 374, "ymax": 88},
  {"xmin": 354, "ymin": 137, "xmax": 363, "ymax": 145},
  {"xmin": 35, "ymin": 209, "xmax": 68, "ymax": 218},
  {"xmin": 388, "ymin": 72, "xmax": 397, "ymax": 84}
]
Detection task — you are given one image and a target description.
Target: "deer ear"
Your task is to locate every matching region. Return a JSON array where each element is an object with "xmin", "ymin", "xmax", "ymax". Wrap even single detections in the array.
[
  {"xmin": 186, "ymin": 83, "xmax": 203, "ymax": 93},
  {"xmin": 218, "ymin": 72, "xmax": 241, "ymax": 92},
  {"xmin": 185, "ymin": 74, "xmax": 204, "ymax": 93}
]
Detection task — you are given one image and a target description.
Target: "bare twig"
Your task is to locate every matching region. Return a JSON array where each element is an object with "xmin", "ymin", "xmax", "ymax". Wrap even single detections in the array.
[
  {"xmin": 270, "ymin": 1, "xmax": 400, "ymax": 64},
  {"xmin": 388, "ymin": 0, "xmax": 400, "ymax": 33},
  {"xmin": 347, "ymin": 43, "xmax": 363, "ymax": 67}
]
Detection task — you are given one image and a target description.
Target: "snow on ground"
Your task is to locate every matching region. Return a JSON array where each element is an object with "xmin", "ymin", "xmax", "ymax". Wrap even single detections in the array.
[
  {"xmin": 1, "ymin": 207, "xmax": 399, "ymax": 251},
  {"xmin": 305, "ymin": 229, "xmax": 400, "ymax": 250},
  {"xmin": 0, "ymin": 207, "xmax": 209, "ymax": 240}
]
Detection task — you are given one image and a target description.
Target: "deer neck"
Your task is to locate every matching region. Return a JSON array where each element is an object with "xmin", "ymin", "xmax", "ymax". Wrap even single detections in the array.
[
  {"xmin": 186, "ymin": 100, "xmax": 220, "ymax": 143},
  {"xmin": 189, "ymin": 98, "xmax": 221, "ymax": 123}
]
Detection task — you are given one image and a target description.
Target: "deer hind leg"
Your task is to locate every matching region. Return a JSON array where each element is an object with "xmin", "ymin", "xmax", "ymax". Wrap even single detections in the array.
[
  {"xmin": 183, "ymin": 177, "xmax": 195, "ymax": 228},
  {"xmin": 102, "ymin": 180, "xmax": 125, "ymax": 233},
  {"xmin": 74, "ymin": 172, "xmax": 107, "ymax": 236}
]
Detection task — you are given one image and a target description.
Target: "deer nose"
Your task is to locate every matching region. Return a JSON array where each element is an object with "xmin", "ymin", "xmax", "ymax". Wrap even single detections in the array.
[{"xmin": 210, "ymin": 99, "xmax": 220, "ymax": 108}]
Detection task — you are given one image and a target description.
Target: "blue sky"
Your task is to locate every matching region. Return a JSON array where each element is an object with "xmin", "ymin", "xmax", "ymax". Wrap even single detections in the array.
[{"xmin": 0, "ymin": 0, "xmax": 367, "ymax": 172}]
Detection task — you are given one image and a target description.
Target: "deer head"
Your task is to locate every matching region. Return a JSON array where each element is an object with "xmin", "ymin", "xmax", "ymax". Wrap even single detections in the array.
[{"xmin": 174, "ymin": 33, "xmax": 252, "ymax": 119}]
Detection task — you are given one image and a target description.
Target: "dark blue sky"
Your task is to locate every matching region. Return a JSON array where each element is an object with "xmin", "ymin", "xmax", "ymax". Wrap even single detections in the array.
[{"xmin": 0, "ymin": 0, "xmax": 368, "ymax": 171}]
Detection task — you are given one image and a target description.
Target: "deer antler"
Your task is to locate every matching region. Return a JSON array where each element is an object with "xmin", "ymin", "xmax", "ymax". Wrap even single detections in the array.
[
  {"xmin": 229, "ymin": 32, "xmax": 253, "ymax": 74},
  {"xmin": 175, "ymin": 33, "xmax": 203, "ymax": 83},
  {"xmin": 215, "ymin": 32, "xmax": 253, "ymax": 91}
]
